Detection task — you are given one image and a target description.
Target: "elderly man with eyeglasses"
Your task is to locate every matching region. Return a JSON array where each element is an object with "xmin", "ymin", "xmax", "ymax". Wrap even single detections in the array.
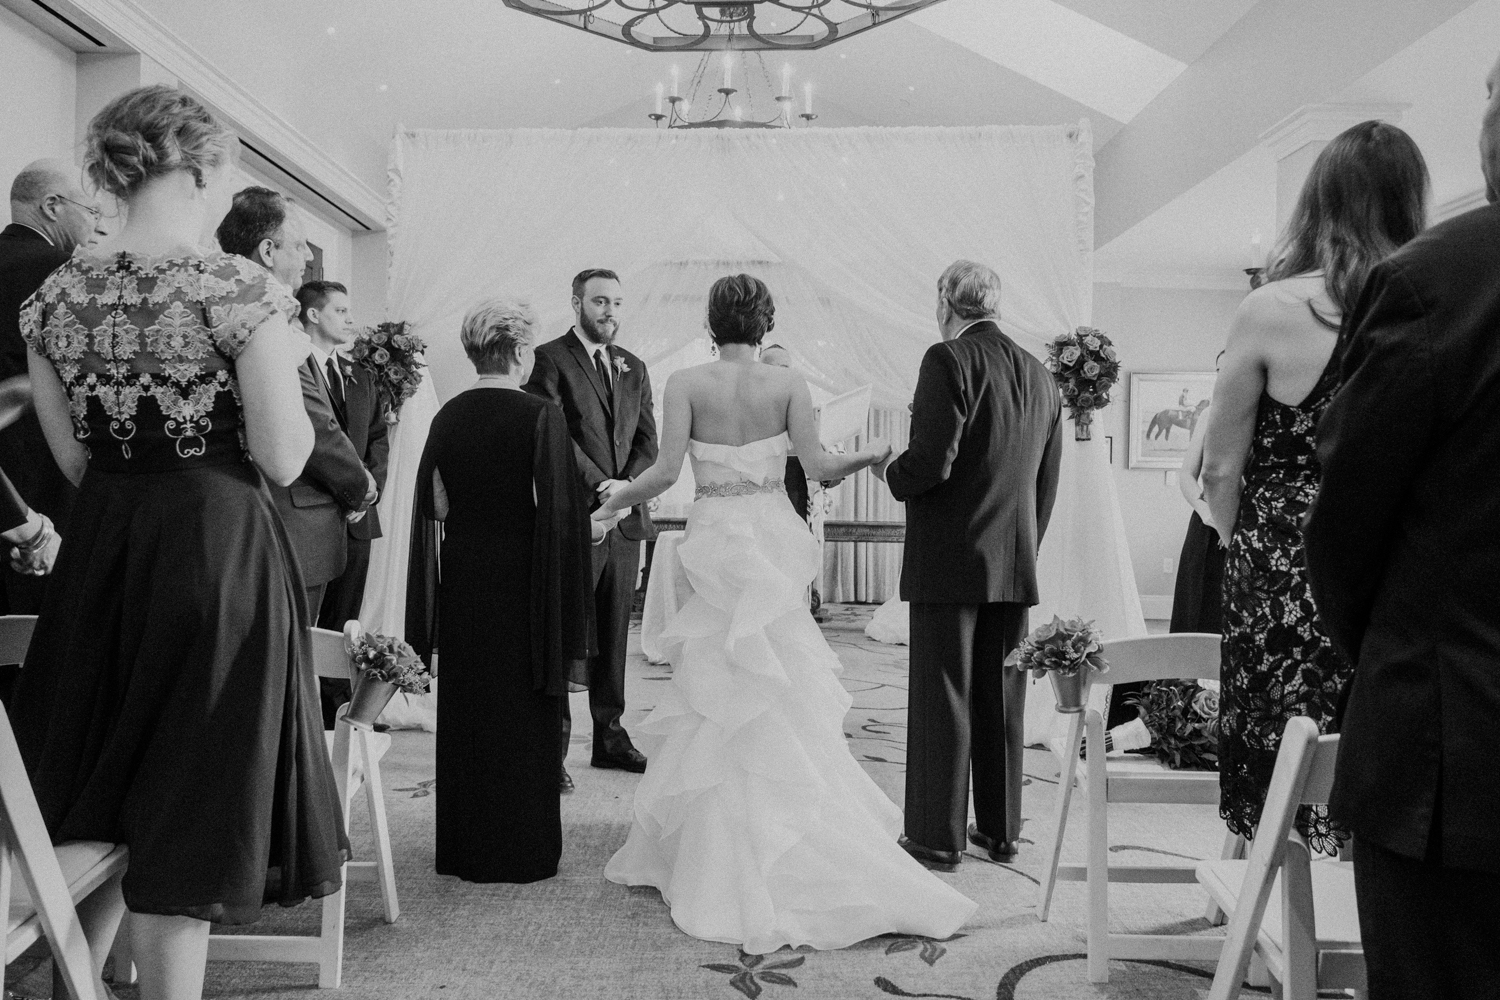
[{"xmin": 0, "ymin": 160, "xmax": 99, "ymax": 632}]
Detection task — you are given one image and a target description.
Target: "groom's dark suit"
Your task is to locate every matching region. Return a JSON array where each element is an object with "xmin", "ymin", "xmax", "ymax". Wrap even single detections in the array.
[
  {"xmin": 526, "ymin": 330, "xmax": 657, "ymax": 759},
  {"xmin": 886, "ymin": 319, "xmax": 1062, "ymax": 854}
]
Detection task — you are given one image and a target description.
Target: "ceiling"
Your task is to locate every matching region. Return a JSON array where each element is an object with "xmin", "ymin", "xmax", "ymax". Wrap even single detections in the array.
[{"xmin": 13, "ymin": 0, "xmax": 1496, "ymax": 284}]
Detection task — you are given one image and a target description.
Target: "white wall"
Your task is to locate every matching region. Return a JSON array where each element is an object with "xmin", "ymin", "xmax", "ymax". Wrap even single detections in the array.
[
  {"xmin": 1092, "ymin": 281, "xmax": 1247, "ymax": 608},
  {"xmin": 1, "ymin": 6, "xmax": 77, "ymax": 221}
]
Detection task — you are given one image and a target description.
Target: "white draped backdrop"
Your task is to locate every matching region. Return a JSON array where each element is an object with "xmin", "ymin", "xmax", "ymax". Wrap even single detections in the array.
[{"xmin": 358, "ymin": 123, "xmax": 1144, "ymax": 740}]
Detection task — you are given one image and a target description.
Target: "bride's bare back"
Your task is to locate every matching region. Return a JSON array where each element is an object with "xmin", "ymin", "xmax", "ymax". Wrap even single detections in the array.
[{"xmin": 680, "ymin": 360, "xmax": 803, "ymax": 446}]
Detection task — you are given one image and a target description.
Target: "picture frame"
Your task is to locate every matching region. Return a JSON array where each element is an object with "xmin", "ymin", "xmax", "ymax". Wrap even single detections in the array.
[{"xmin": 1128, "ymin": 371, "xmax": 1217, "ymax": 469}]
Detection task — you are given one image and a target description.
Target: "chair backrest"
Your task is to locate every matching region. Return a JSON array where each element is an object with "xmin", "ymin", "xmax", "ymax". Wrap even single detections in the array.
[
  {"xmin": 309, "ymin": 621, "xmax": 364, "ymax": 682},
  {"xmin": 0, "ymin": 615, "xmax": 37, "ymax": 668},
  {"xmin": 1098, "ymin": 633, "xmax": 1220, "ymax": 687},
  {"xmin": 0, "ymin": 705, "xmax": 103, "ymax": 1000},
  {"xmin": 1205, "ymin": 717, "xmax": 1342, "ymax": 1000}
]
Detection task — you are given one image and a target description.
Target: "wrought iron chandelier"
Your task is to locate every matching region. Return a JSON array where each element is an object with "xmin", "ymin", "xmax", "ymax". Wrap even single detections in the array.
[
  {"xmin": 499, "ymin": 1, "xmax": 951, "ymax": 52},
  {"xmin": 648, "ymin": 51, "xmax": 814, "ymax": 129}
]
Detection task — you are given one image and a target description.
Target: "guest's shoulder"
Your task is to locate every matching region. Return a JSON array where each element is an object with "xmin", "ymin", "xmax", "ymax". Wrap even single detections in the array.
[{"xmin": 1379, "ymin": 203, "xmax": 1500, "ymax": 293}]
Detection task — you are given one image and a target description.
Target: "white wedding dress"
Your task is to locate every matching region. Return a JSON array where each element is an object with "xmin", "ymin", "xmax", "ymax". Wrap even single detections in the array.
[{"xmin": 604, "ymin": 433, "xmax": 976, "ymax": 954}]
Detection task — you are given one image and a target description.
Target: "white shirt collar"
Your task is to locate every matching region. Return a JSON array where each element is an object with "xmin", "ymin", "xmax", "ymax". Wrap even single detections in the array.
[
  {"xmin": 957, "ymin": 319, "xmax": 994, "ymax": 338},
  {"xmin": 573, "ymin": 327, "xmax": 610, "ymax": 361},
  {"xmin": 16, "ymin": 223, "xmax": 54, "ymax": 247}
]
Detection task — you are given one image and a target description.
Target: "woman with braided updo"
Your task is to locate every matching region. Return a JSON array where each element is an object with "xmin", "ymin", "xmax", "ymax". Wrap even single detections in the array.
[{"xmin": 12, "ymin": 84, "xmax": 347, "ymax": 1000}]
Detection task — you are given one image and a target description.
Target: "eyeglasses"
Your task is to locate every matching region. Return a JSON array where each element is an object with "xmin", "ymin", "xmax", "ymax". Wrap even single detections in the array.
[{"xmin": 54, "ymin": 196, "xmax": 102, "ymax": 222}]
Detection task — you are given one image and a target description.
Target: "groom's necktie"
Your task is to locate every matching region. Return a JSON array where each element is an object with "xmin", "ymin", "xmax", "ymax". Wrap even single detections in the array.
[{"xmin": 594, "ymin": 350, "xmax": 614, "ymax": 408}]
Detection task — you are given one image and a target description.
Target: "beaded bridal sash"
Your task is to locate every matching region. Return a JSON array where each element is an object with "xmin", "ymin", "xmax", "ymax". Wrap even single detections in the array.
[{"xmin": 694, "ymin": 478, "xmax": 786, "ymax": 501}]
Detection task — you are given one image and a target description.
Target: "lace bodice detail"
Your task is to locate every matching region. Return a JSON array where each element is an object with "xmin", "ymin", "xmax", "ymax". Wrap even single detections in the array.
[
  {"xmin": 20, "ymin": 250, "xmax": 298, "ymax": 472},
  {"xmin": 688, "ymin": 433, "xmax": 790, "ymax": 497}
]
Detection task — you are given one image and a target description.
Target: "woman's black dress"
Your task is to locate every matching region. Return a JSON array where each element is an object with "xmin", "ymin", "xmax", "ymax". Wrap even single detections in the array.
[
  {"xmin": 407, "ymin": 387, "xmax": 592, "ymax": 883},
  {"xmin": 1170, "ymin": 511, "xmax": 1224, "ymax": 633},
  {"xmin": 1220, "ymin": 350, "xmax": 1351, "ymax": 853},
  {"xmin": 13, "ymin": 250, "xmax": 348, "ymax": 922}
]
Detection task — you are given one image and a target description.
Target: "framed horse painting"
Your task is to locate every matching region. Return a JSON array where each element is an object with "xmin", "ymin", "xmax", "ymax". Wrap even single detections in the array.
[{"xmin": 1127, "ymin": 371, "xmax": 1217, "ymax": 469}]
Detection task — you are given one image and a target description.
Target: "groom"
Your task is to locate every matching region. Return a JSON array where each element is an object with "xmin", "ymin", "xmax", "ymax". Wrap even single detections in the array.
[
  {"xmin": 526, "ymin": 269, "xmax": 658, "ymax": 791},
  {"xmin": 875, "ymin": 260, "xmax": 1062, "ymax": 871}
]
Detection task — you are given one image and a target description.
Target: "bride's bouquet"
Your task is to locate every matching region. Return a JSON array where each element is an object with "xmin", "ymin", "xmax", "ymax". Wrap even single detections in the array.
[
  {"xmin": 1045, "ymin": 326, "xmax": 1120, "ymax": 440},
  {"xmin": 349, "ymin": 321, "xmax": 427, "ymax": 423},
  {"xmin": 1124, "ymin": 681, "xmax": 1220, "ymax": 771}
]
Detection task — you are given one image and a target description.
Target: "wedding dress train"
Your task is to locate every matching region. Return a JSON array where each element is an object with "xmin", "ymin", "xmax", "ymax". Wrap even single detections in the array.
[{"xmin": 604, "ymin": 434, "xmax": 976, "ymax": 953}]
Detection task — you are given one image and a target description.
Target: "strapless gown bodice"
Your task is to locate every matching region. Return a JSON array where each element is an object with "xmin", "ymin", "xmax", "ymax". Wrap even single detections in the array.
[
  {"xmin": 605, "ymin": 429, "xmax": 975, "ymax": 953},
  {"xmin": 688, "ymin": 433, "xmax": 789, "ymax": 499}
]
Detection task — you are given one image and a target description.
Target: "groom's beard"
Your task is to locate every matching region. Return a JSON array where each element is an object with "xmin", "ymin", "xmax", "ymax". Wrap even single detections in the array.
[{"xmin": 579, "ymin": 313, "xmax": 618, "ymax": 346}]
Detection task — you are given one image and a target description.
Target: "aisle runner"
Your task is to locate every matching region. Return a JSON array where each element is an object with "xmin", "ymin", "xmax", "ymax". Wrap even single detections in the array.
[{"xmin": 169, "ymin": 607, "xmax": 1233, "ymax": 1000}]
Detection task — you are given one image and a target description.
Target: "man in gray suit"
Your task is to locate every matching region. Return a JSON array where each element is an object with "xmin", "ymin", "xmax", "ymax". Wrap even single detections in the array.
[
  {"xmin": 216, "ymin": 188, "xmax": 373, "ymax": 618},
  {"xmin": 876, "ymin": 260, "xmax": 1062, "ymax": 871}
]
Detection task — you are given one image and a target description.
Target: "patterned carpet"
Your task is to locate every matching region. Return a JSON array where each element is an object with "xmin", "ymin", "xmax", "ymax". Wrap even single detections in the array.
[{"xmin": 9, "ymin": 606, "xmax": 1238, "ymax": 1000}]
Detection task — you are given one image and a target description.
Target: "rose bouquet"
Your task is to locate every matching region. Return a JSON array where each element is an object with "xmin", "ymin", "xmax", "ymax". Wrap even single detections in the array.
[
  {"xmin": 349, "ymin": 321, "xmax": 427, "ymax": 422},
  {"xmin": 347, "ymin": 630, "xmax": 432, "ymax": 695},
  {"xmin": 1044, "ymin": 326, "xmax": 1121, "ymax": 440},
  {"xmin": 1123, "ymin": 681, "xmax": 1220, "ymax": 771},
  {"xmin": 1011, "ymin": 616, "xmax": 1109, "ymax": 712}
]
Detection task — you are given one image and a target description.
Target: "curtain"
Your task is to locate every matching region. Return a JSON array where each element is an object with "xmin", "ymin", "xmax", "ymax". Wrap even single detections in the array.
[{"xmin": 378, "ymin": 123, "xmax": 1122, "ymax": 610}]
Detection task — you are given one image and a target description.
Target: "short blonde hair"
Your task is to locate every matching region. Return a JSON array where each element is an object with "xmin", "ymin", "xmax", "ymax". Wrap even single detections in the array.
[
  {"xmin": 461, "ymin": 296, "xmax": 537, "ymax": 375},
  {"xmin": 938, "ymin": 260, "xmax": 1002, "ymax": 321}
]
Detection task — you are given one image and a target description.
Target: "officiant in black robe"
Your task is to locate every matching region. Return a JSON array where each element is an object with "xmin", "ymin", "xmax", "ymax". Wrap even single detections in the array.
[{"xmin": 407, "ymin": 297, "xmax": 594, "ymax": 884}]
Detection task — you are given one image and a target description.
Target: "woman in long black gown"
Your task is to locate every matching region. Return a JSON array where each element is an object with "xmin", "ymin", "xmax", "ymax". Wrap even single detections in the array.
[{"xmin": 407, "ymin": 296, "xmax": 599, "ymax": 883}]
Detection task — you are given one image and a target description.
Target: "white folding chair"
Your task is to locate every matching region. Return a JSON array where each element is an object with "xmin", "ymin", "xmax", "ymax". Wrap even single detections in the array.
[
  {"xmin": 1, "ymin": 615, "xmax": 128, "ymax": 1000},
  {"xmin": 181, "ymin": 620, "xmax": 398, "ymax": 988},
  {"xmin": 1197, "ymin": 717, "xmax": 1363, "ymax": 1000},
  {"xmin": 1035, "ymin": 633, "xmax": 1227, "ymax": 982}
]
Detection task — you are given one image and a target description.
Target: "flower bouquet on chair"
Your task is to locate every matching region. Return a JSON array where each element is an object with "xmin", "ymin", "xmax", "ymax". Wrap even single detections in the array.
[
  {"xmin": 1010, "ymin": 615, "xmax": 1109, "ymax": 713},
  {"xmin": 1123, "ymin": 681, "xmax": 1220, "ymax": 770},
  {"xmin": 1044, "ymin": 326, "xmax": 1120, "ymax": 440},
  {"xmin": 349, "ymin": 321, "xmax": 427, "ymax": 424},
  {"xmin": 344, "ymin": 630, "xmax": 432, "ymax": 730}
]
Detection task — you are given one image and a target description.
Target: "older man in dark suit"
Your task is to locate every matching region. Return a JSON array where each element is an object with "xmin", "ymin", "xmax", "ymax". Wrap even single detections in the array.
[
  {"xmin": 217, "ymin": 188, "xmax": 374, "ymax": 620},
  {"xmin": 525, "ymin": 268, "xmax": 657, "ymax": 790},
  {"xmin": 0, "ymin": 160, "xmax": 98, "ymax": 616},
  {"xmin": 1304, "ymin": 53, "xmax": 1500, "ymax": 1000},
  {"xmin": 876, "ymin": 260, "xmax": 1062, "ymax": 871}
]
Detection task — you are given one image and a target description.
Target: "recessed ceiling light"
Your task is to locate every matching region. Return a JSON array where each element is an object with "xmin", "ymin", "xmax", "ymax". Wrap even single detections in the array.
[
  {"xmin": 326, "ymin": 26, "xmax": 336, "ymax": 35},
  {"xmin": 839, "ymin": 53, "xmax": 847, "ymax": 60},
  {"xmin": 378, "ymin": 84, "xmax": 388, "ymax": 92},
  {"xmin": 554, "ymin": 78, "xmax": 561, "ymax": 85},
  {"xmin": 908, "ymin": 85, "xmax": 916, "ymax": 92}
]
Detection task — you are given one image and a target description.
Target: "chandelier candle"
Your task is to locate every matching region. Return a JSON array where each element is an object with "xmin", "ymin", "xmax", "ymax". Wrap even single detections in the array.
[
  {"xmin": 781, "ymin": 63, "xmax": 791, "ymax": 97},
  {"xmin": 655, "ymin": 82, "xmax": 664, "ymax": 115},
  {"xmin": 723, "ymin": 53, "xmax": 733, "ymax": 90},
  {"xmin": 670, "ymin": 64, "xmax": 681, "ymax": 98},
  {"xmin": 804, "ymin": 81, "xmax": 813, "ymax": 115}
]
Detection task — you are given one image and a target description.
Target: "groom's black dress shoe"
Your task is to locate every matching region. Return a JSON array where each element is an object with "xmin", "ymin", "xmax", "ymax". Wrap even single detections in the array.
[
  {"xmin": 559, "ymin": 767, "xmax": 575, "ymax": 794},
  {"xmin": 591, "ymin": 747, "xmax": 647, "ymax": 773},
  {"xmin": 898, "ymin": 835, "xmax": 962, "ymax": 872},
  {"xmin": 967, "ymin": 823, "xmax": 1018, "ymax": 863}
]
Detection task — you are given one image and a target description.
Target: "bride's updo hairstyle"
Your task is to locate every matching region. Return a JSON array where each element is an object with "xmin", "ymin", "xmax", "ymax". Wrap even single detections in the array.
[
  {"xmin": 707, "ymin": 274, "xmax": 775, "ymax": 347},
  {"xmin": 83, "ymin": 84, "xmax": 237, "ymax": 201}
]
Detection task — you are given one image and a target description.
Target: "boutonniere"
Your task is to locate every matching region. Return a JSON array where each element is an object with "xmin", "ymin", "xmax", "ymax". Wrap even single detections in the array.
[{"xmin": 613, "ymin": 355, "xmax": 631, "ymax": 377}]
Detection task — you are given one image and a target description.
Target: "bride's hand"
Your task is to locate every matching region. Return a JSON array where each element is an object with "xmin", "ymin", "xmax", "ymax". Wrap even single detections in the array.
[{"xmin": 866, "ymin": 440, "xmax": 893, "ymax": 468}]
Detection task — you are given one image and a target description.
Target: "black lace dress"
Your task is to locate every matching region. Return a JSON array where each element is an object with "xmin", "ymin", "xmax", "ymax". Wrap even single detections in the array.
[
  {"xmin": 1219, "ymin": 349, "xmax": 1351, "ymax": 853},
  {"xmin": 13, "ymin": 250, "xmax": 348, "ymax": 922}
]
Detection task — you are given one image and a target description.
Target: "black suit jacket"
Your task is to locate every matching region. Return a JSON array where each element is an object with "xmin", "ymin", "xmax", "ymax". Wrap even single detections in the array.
[
  {"xmin": 1305, "ymin": 203, "xmax": 1500, "ymax": 872},
  {"xmin": 0, "ymin": 224, "xmax": 75, "ymax": 529},
  {"xmin": 524, "ymin": 330, "xmax": 658, "ymax": 541},
  {"xmin": 886, "ymin": 320, "xmax": 1062, "ymax": 605},
  {"xmin": 271, "ymin": 356, "xmax": 372, "ymax": 586},
  {"xmin": 324, "ymin": 354, "xmax": 389, "ymax": 542}
]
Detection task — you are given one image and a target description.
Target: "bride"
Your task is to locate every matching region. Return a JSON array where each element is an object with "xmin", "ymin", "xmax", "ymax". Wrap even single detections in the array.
[{"xmin": 592, "ymin": 275, "xmax": 977, "ymax": 953}]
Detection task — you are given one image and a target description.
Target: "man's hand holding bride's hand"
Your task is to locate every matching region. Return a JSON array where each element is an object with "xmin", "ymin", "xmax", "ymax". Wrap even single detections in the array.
[{"xmin": 591, "ymin": 504, "xmax": 624, "ymax": 544}]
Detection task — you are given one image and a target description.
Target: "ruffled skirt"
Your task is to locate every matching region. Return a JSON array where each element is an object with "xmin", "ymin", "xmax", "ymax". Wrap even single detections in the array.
[{"xmin": 605, "ymin": 492, "xmax": 975, "ymax": 953}]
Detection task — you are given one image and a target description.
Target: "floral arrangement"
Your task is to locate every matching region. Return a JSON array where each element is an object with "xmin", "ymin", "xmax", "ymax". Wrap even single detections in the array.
[
  {"xmin": 1045, "ymin": 326, "xmax": 1121, "ymax": 439},
  {"xmin": 1013, "ymin": 616, "xmax": 1109, "ymax": 679},
  {"xmin": 1123, "ymin": 681, "xmax": 1220, "ymax": 771},
  {"xmin": 347, "ymin": 630, "xmax": 432, "ymax": 695},
  {"xmin": 349, "ymin": 321, "xmax": 427, "ymax": 420}
]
